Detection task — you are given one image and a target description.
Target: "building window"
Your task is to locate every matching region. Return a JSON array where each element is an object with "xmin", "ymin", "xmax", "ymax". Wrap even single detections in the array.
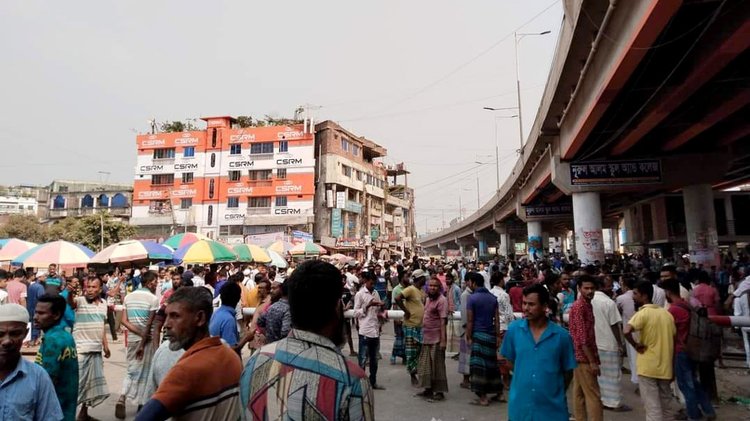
[
  {"xmin": 207, "ymin": 204, "xmax": 213, "ymax": 225},
  {"xmin": 220, "ymin": 225, "xmax": 243, "ymax": 236},
  {"xmin": 249, "ymin": 169, "xmax": 272, "ymax": 180},
  {"xmin": 227, "ymin": 197, "xmax": 240, "ymax": 208},
  {"xmin": 276, "ymin": 168, "xmax": 287, "ymax": 179},
  {"xmin": 210, "ymin": 153, "xmax": 216, "ymax": 167},
  {"xmin": 180, "ymin": 198, "xmax": 192, "ymax": 209},
  {"xmin": 151, "ymin": 174, "xmax": 174, "ymax": 186},
  {"xmin": 341, "ymin": 138, "xmax": 349, "ymax": 151},
  {"xmin": 342, "ymin": 165, "xmax": 352, "ymax": 177},
  {"xmin": 250, "ymin": 142, "xmax": 274, "ymax": 154},
  {"xmin": 208, "ymin": 178, "xmax": 215, "ymax": 199},
  {"xmin": 53, "ymin": 195, "xmax": 65, "ymax": 209},
  {"xmin": 98, "ymin": 194, "xmax": 109, "ymax": 207},
  {"xmin": 149, "ymin": 200, "xmax": 171, "ymax": 214},
  {"xmin": 229, "ymin": 170, "xmax": 241, "ymax": 181},
  {"xmin": 111, "ymin": 193, "xmax": 128, "ymax": 208},
  {"xmin": 248, "ymin": 197, "xmax": 271, "ymax": 207},
  {"xmin": 275, "ymin": 196, "xmax": 287, "ymax": 207},
  {"xmin": 279, "ymin": 140, "xmax": 288, "ymax": 152},
  {"xmin": 352, "ymin": 144, "xmax": 360, "ymax": 156},
  {"xmin": 153, "ymin": 148, "xmax": 175, "ymax": 159},
  {"xmin": 211, "ymin": 128, "xmax": 217, "ymax": 147},
  {"xmin": 183, "ymin": 147, "xmax": 195, "ymax": 157},
  {"xmin": 81, "ymin": 195, "xmax": 94, "ymax": 208},
  {"xmin": 181, "ymin": 172, "xmax": 194, "ymax": 183},
  {"xmin": 356, "ymin": 170, "xmax": 362, "ymax": 181},
  {"xmin": 230, "ymin": 144, "xmax": 242, "ymax": 155}
]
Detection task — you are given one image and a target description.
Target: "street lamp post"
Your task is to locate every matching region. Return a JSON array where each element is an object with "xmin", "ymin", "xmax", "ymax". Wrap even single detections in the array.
[
  {"xmin": 482, "ymin": 109, "xmax": 519, "ymax": 187},
  {"xmin": 513, "ymin": 30, "xmax": 551, "ymax": 154}
]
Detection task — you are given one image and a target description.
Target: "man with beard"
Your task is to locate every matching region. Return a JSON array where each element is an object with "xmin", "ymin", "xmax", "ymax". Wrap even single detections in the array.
[
  {"xmin": 236, "ymin": 278, "xmax": 271, "ymax": 353},
  {"xmin": 34, "ymin": 293, "xmax": 79, "ymax": 421},
  {"xmin": 240, "ymin": 260, "xmax": 374, "ymax": 420},
  {"xmin": 68, "ymin": 276, "xmax": 111, "ymax": 421},
  {"xmin": 257, "ymin": 279, "xmax": 291, "ymax": 344},
  {"xmin": 0, "ymin": 303, "xmax": 63, "ymax": 420},
  {"xmin": 415, "ymin": 277, "xmax": 449, "ymax": 402},
  {"xmin": 136, "ymin": 287, "xmax": 242, "ymax": 421},
  {"xmin": 116, "ymin": 270, "xmax": 159, "ymax": 419}
]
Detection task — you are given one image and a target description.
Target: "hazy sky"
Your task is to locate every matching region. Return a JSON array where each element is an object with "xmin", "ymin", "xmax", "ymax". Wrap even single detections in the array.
[{"xmin": 0, "ymin": 0, "xmax": 562, "ymax": 234}]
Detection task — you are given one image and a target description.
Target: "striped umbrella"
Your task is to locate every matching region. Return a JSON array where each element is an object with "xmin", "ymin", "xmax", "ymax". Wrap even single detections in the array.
[
  {"xmin": 90, "ymin": 240, "xmax": 174, "ymax": 264},
  {"xmin": 163, "ymin": 232, "xmax": 210, "ymax": 250},
  {"xmin": 12, "ymin": 240, "xmax": 94, "ymax": 267},
  {"xmin": 174, "ymin": 240, "xmax": 237, "ymax": 264},
  {"xmin": 0, "ymin": 239, "xmax": 38, "ymax": 262},
  {"xmin": 266, "ymin": 240, "xmax": 294, "ymax": 255},
  {"xmin": 0, "ymin": 238, "xmax": 11, "ymax": 248},
  {"xmin": 266, "ymin": 249, "xmax": 288, "ymax": 269},
  {"xmin": 232, "ymin": 244, "xmax": 271, "ymax": 263},
  {"xmin": 289, "ymin": 241, "xmax": 326, "ymax": 255}
]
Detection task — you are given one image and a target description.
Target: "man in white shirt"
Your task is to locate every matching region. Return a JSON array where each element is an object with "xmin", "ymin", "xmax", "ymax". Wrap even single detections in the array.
[
  {"xmin": 592, "ymin": 288, "xmax": 629, "ymax": 412},
  {"xmin": 353, "ymin": 271, "xmax": 385, "ymax": 389},
  {"xmin": 616, "ymin": 277, "xmax": 638, "ymax": 386},
  {"xmin": 734, "ymin": 284, "xmax": 750, "ymax": 372},
  {"xmin": 345, "ymin": 265, "xmax": 360, "ymax": 295}
]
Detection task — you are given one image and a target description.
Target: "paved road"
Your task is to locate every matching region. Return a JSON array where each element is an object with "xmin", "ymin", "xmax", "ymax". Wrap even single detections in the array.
[{"xmin": 25, "ymin": 327, "xmax": 748, "ymax": 420}]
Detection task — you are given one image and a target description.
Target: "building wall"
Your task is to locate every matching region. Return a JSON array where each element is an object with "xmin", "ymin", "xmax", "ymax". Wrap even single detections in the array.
[{"xmin": 131, "ymin": 119, "xmax": 315, "ymax": 241}]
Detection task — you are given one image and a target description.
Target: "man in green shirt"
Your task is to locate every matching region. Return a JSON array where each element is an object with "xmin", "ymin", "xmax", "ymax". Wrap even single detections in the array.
[
  {"xmin": 35, "ymin": 293, "xmax": 79, "ymax": 421},
  {"xmin": 390, "ymin": 271, "xmax": 410, "ymax": 365},
  {"xmin": 395, "ymin": 269, "xmax": 427, "ymax": 386}
]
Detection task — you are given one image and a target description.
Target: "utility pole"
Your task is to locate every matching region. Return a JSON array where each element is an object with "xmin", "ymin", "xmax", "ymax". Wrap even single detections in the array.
[
  {"xmin": 99, "ymin": 212, "xmax": 105, "ymax": 251},
  {"xmin": 514, "ymin": 30, "xmax": 551, "ymax": 154}
]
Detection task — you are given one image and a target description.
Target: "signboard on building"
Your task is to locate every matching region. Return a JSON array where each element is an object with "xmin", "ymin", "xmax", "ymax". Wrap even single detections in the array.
[
  {"xmin": 326, "ymin": 190, "xmax": 334, "ymax": 208},
  {"xmin": 345, "ymin": 200, "xmax": 363, "ymax": 214},
  {"xmin": 291, "ymin": 230, "xmax": 313, "ymax": 244},
  {"xmin": 570, "ymin": 160, "xmax": 661, "ymax": 186},
  {"xmin": 331, "ymin": 208, "xmax": 343, "ymax": 237},
  {"xmin": 335, "ymin": 192, "xmax": 346, "ymax": 209}
]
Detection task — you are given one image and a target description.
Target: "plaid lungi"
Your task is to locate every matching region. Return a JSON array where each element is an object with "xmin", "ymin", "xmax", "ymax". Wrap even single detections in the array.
[
  {"xmin": 391, "ymin": 322, "xmax": 405, "ymax": 360},
  {"xmin": 458, "ymin": 336, "xmax": 471, "ymax": 375},
  {"xmin": 122, "ymin": 340, "xmax": 155, "ymax": 403},
  {"xmin": 403, "ymin": 325, "xmax": 422, "ymax": 374},
  {"xmin": 417, "ymin": 344, "xmax": 449, "ymax": 393},
  {"xmin": 470, "ymin": 331, "xmax": 501, "ymax": 396},
  {"xmin": 78, "ymin": 352, "xmax": 110, "ymax": 407},
  {"xmin": 598, "ymin": 349, "xmax": 623, "ymax": 408}
]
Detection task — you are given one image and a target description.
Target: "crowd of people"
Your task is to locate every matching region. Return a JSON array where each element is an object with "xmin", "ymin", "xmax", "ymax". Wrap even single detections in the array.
[{"xmin": 0, "ymin": 249, "xmax": 748, "ymax": 420}]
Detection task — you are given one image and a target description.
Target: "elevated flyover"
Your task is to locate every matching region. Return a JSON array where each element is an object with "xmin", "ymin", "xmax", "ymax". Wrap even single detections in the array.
[{"xmin": 421, "ymin": 0, "xmax": 750, "ymax": 266}]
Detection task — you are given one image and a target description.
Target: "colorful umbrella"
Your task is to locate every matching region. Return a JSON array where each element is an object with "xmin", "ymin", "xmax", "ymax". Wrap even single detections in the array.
[
  {"xmin": 330, "ymin": 253, "xmax": 354, "ymax": 264},
  {"xmin": 173, "ymin": 240, "xmax": 237, "ymax": 264},
  {"xmin": 0, "ymin": 239, "xmax": 38, "ymax": 262},
  {"xmin": 0, "ymin": 238, "xmax": 11, "ymax": 248},
  {"xmin": 266, "ymin": 249, "xmax": 288, "ymax": 269},
  {"xmin": 232, "ymin": 244, "xmax": 271, "ymax": 263},
  {"xmin": 289, "ymin": 241, "xmax": 326, "ymax": 255},
  {"xmin": 163, "ymin": 232, "xmax": 210, "ymax": 250},
  {"xmin": 266, "ymin": 240, "xmax": 294, "ymax": 255},
  {"xmin": 90, "ymin": 240, "xmax": 174, "ymax": 264},
  {"xmin": 12, "ymin": 240, "xmax": 94, "ymax": 267}
]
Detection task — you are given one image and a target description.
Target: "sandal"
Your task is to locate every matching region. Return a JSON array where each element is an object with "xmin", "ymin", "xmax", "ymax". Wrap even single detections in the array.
[
  {"xmin": 469, "ymin": 399, "xmax": 490, "ymax": 407},
  {"xmin": 414, "ymin": 391, "xmax": 433, "ymax": 399},
  {"xmin": 427, "ymin": 393, "xmax": 445, "ymax": 403}
]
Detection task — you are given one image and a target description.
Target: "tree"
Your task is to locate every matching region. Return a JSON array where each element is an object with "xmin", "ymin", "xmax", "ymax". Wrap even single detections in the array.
[
  {"xmin": 48, "ymin": 213, "xmax": 135, "ymax": 251},
  {"xmin": 160, "ymin": 120, "xmax": 186, "ymax": 133},
  {"xmin": 235, "ymin": 116, "xmax": 254, "ymax": 128},
  {"xmin": 0, "ymin": 214, "xmax": 48, "ymax": 243}
]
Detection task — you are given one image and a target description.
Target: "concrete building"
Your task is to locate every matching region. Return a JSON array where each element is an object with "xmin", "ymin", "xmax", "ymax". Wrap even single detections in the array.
[
  {"xmin": 131, "ymin": 117, "xmax": 315, "ymax": 242},
  {"xmin": 47, "ymin": 180, "xmax": 133, "ymax": 222},
  {"xmin": 314, "ymin": 121, "xmax": 416, "ymax": 260},
  {"xmin": 0, "ymin": 195, "xmax": 38, "ymax": 216}
]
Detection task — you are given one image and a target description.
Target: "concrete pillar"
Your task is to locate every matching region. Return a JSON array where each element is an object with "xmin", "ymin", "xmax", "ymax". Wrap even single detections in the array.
[
  {"xmin": 499, "ymin": 233, "xmax": 511, "ymax": 257},
  {"xmin": 474, "ymin": 232, "xmax": 488, "ymax": 257},
  {"xmin": 542, "ymin": 232, "xmax": 550, "ymax": 255},
  {"xmin": 573, "ymin": 192, "xmax": 605, "ymax": 265},
  {"xmin": 567, "ymin": 230, "xmax": 576, "ymax": 256},
  {"xmin": 683, "ymin": 184, "xmax": 720, "ymax": 267},
  {"xmin": 527, "ymin": 221, "xmax": 542, "ymax": 261},
  {"xmin": 725, "ymin": 196, "xmax": 735, "ymax": 236}
]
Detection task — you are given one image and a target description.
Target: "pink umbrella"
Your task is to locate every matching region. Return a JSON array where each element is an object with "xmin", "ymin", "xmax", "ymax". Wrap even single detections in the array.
[{"xmin": 0, "ymin": 239, "xmax": 38, "ymax": 262}]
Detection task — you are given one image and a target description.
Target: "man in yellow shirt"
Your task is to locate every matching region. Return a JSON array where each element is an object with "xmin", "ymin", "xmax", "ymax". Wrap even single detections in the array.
[
  {"xmin": 395, "ymin": 269, "xmax": 426, "ymax": 386},
  {"xmin": 624, "ymin": 281, "xmax": 678, "ymax": 421}
]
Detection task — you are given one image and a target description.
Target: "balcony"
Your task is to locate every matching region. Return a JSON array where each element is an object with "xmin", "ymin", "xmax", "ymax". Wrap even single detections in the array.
[
  {"xmin": 246, "ymin": 207, "xmax": 271, "ymax": 215},
  {"xmin": 248, "ymin": 153, "xmax": 273, "ymax": 160},
  {"xmin": 248, "ymin": 180, "xmax": 273, "ymax": 187}
]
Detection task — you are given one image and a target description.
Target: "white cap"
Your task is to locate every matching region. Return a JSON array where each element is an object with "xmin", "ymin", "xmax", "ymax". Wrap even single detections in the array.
[
  {"xmin": 243, "ymin": 269, "xmax": 251, "ymax": 276},
  {"xmin": 0, "ymin": 303, "xmax": 30, "ymax": 324},
  {"xmin": 134, "ymin": 269, "xmax": 141, "ymax": 277}
]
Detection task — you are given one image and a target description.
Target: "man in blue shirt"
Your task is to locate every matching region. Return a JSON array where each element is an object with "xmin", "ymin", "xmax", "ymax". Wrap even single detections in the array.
[
  {"xmin": 501, "ymin": 283, "xmax": 577, "ymax": 421},
  {"xmin": 26, "ymin": 270, "xmax": 47, "ymax": 345},
  {"xmin": 209, "ymin": 281, "xmax": 241, "ymax": 350},
  {"xmin": 0, "ymin": 303, "xmax": 64, "ymax": 420}
]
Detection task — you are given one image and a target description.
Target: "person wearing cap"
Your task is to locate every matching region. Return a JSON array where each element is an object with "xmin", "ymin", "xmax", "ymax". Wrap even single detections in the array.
[
  {"xmin": 26, "ymin": 270, "xmax": 47, "ymax": 346},
  {"xmin": 34, "ymin": 293, "xmax": 79, "ymax": 421},
  {"xmin": 0, "ymin": 303, "xmax": 64, "ymax": 420},
  {"xmin": 395, "ymin": 269, "xmax": 427, "ymax": 386}
]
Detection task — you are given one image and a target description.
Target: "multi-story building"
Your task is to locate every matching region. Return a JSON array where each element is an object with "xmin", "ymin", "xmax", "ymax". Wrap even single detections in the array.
[
  {"xmin": 0, "ymin": 195, "xmax": 38, "ymax": 216},
  {"xmin": 131, "ymin": 117, "xmax": 315, "ymax": 242},
  {"xmin": 46, "ymin": 180, "xmax": 133, "ymax": 222},
  {"xmin": 313, "ymin": 121, "xmax": 416, "ymax": 260}
]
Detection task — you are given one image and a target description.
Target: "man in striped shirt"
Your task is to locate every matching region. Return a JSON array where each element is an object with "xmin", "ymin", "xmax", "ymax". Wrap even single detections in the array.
[
  {"xmin": 116, "ymin": 271, "xmax": 159, "ymax": 419},
  {"xmin": 68, "ymin": 275, "xmax": 111, "ymax": 421}
]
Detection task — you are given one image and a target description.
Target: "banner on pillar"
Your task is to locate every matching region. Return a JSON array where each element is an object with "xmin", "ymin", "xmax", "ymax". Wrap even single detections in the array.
[{"xmin": 570, "ymin": 160, "xmax": 661, "ymax": 186}]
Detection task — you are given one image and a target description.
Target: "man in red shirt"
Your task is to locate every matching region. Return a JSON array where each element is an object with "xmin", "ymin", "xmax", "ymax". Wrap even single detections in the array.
[
  {"xmin": 568, "ymin": 274, "xmax": 603, "ymax": 421},
  {"xmin": 508, "ymin": 279, "xmax": 524, "ymax": 313},
  {"xmin": 662, "ymin": 279, "xmax": 716, "ymax": 421}
]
